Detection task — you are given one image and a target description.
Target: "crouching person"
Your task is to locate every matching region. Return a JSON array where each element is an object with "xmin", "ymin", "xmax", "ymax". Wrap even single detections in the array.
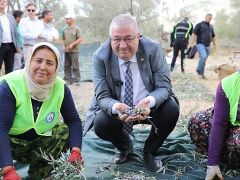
[
  {"xmin": 188, "ymin": 71, "xmax": 240, "ymax": 180},
  {"xmin": 0, "ymin": 42, "xmax": 83, "ymax": 180},
  {"xmin": 84, "ymin": 14, "xmax": 179, "ymax": 172}
]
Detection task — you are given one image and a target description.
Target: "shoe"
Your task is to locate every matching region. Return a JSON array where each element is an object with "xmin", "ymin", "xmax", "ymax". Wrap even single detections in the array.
[
  {"xmin": 196, "ymin": 69, "xmax": 201, "ymax": 75},
  {"xmin": 181, "ymin": 68, "xmax": 185, "ymax": 73},
  {"xmin": 114, "ymin": 148, "xmax": 133, "ymax": 164},
  {"xmin": 74, "ymin": 82, "xmax": 80, "ymax": 86},
  {"xmin": 114, "ymin": 143, "xmax": 133, "ymax": 164},
  {"xmin": 143, "ymin": 152, "xmax": 163, "ymax": 172},
  {"xmin": 170, "ymin": 67, "xmax": 173, "ymax": 72},
  {"xmin": 201, "ymin": 75, "xmax": 207, "ymax": 80},
  {"xmin": 114, "ymin": 151, "xmax": 130, "ymax": 164}
]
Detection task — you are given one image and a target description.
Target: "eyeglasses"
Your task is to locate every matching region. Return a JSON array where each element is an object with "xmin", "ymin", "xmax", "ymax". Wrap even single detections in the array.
[
  {"xmin": 111, "ymin": 36, "xmax": 137, "ymax": 44},
  {"xmin": 27, "ymin": 9, "xmax": 35, "ymax": 12}
]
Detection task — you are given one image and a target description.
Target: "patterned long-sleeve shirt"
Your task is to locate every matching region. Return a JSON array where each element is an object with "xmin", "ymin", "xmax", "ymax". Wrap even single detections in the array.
[{"xmin": 207, "ymin": 82, "xmax": 239, "ymax": 165}]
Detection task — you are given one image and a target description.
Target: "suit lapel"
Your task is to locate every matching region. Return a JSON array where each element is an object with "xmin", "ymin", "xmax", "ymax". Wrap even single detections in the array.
[
  {"xmin": 110, "ymin": 52, "xmax": 121, "ymax": 99},
  {"xmin": 136, "ymin": 43, "xmax": 152, "ymax": 91}
]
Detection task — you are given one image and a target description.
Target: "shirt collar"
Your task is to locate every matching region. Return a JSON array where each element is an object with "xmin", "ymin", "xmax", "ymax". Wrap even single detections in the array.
[
  {"xmin": 118, "ymin": 55, "xmax": 137, "ymax": 66},
  {"xmin": 27, "ymin": 16, "xmax": 38, "ymax": 21}
]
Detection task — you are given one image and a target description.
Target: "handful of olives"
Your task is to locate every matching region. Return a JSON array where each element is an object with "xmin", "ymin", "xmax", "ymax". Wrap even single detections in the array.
[
  {"xmin": 122, "ymin": 107, "xmax": 158, "ymax": 134},
  {"xmin": 122, "ymin": 107, "xmax": 146, "ymax": 116}
]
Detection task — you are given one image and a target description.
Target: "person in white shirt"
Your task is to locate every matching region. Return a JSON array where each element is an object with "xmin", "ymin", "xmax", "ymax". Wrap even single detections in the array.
[
  {"xmin": 41, "ymin": 10, "xmax": 59, "ymax": 42},
  {"xmin": 19, "ymin": 3, "xmax": 45, "ymax": 63},
  {"xmin": 0, "ymin": 0, "xmax": 19, "ymax": 74}
]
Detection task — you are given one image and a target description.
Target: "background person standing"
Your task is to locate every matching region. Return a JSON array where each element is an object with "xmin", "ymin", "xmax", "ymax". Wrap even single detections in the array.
[
  {"xmin": 41, "ymin": 10, "xmax": 59, "ymax": 42},
  {"xmin": 19, "ymin": 3, "xmax": 45, "ymax": 64},
  {"xmin": 13, "ymin": 10, "xmax": 24, "ymax": 70},
  {"xmin": 13, "ymin": 10, "xmax": 23, "ymax": 49},
  {"xmin": 189, "ymin": 13, "xmax": 216, "ymax": 79},
  {"xmin": 0, "ymin": 0, "xmax": 19, "ymax": 74},
  {"xmin": 170, "ymin": 17, "xmax": 193, "ymax": 73},
  {"xmin": 61, "ymin": 14, "xmax": 82, "ymax": 86}
]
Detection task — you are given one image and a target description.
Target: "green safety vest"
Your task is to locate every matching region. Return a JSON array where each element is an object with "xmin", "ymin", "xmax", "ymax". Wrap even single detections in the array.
[
  {"xmin": 0, "ymin": 70, "xmax": 65, "ymax": 136},
  {"xmin": 222, "ymin": 72, "xmax": 240, "ymax": 126}
]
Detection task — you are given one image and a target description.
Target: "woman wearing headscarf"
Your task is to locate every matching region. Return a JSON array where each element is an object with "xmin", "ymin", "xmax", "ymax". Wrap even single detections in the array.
[
  {"xmin": 188, "ymin": 71, "xmax": 240, "ymax": 180},
  {"xmin": 0, "ymin": 42, "xmax": 83, "ymax": 180}
]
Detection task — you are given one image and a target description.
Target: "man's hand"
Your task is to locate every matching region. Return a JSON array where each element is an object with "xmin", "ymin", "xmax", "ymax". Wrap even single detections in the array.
[
  {"xmin": 2, "ymin": 166, "xmax": 21, "ymax": 180},
  {"xmin": 63, "ymin": 46, "xmax": 69, "ymax": 53},
  {"xmin": 189, "ymin": 33, "xmax": 196, "ymax": 48},
  {"xmin": 136, "ymin": 98, "xmax": 151, "ymax": 115},
  {"xmin": 115, "ymin": 98, "xmax": 151, "ymax": 122},
  {"xmin": 115, "ymin": 103, "xmax": 131, "ymax": 121},
  {"xmin": 115, "ymin": 103, "xmax": 129, "ymax": 114},
  {"xmin": 68, "ymin": 148, "xmax": 83, "ymax": 164},
  {"xmin": 67, "ymin": 44, "xmax": 76, "ymax": 50},
  {"xmin": 205, "ymin": 165, "xmax": 223, "ymax": 180},
  {"xmin": 135, "ymin": 98, "xmax": 151, "ymax": 118}
]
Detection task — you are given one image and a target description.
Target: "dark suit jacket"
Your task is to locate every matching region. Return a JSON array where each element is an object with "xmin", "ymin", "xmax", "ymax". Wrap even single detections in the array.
[{"xmin": 84, "ymin": 36, "xmax": 175, "ymax": 135}]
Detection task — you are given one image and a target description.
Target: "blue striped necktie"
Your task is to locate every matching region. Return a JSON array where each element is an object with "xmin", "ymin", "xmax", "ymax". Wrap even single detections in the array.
[{"xmin": 123, "ymin": 61, "xmax": 133, "ymax": 135}]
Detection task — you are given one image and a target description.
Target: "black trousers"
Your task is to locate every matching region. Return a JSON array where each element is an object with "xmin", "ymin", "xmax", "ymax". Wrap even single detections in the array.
[
  {"xmin": 0, "ymin": 43, "xmax": 16, "ymax": 74},
  {"xmin": 94, "ymin": 97, "xmax": 179, "ymax": 154},
  {"xmin": 171, "ymin": 38, "xmax": 188, "ymax": 70}
]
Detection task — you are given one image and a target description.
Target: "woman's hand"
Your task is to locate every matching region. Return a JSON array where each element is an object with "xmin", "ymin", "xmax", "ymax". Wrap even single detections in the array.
[
  {"xmin": 2, "ymin": 166, "xmax": 21, "ymax": 180},
  {"xmin": 68, "ymin": 147, "xmax": 83, "ymax": 164},
  {"xmin": 205, "ymin": 165, "xmax": 223, "ymax": 180}
]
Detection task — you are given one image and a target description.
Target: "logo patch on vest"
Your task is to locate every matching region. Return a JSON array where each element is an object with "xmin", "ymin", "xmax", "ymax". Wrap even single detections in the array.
[{"xmin": 46, "ymin": 112, "xmax": 55, "ymax": 123}]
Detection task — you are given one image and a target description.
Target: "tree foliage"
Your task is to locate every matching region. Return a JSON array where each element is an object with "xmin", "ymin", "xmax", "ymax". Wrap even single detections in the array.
[
  {"xmin": 214, "ymin": 0, "xmax": 240, "ymax": 48},
  {"xmin": 77, "ymin": 0, "xmax": 161, "ymax": 43}
]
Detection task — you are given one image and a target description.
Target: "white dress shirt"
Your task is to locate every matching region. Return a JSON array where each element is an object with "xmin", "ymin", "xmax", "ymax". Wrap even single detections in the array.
[
  {"xmin": 112, "ymin": 55, "xmax": 156, "ymax": 114},
  {"xmin": 19, "ymin": 16, "xmax": 45, "ymax": 45},
  {"xmin": 0, "ymin": 15, "xmax": 12, "ymax": 43},
  {"xmin": 42, "ymin": 21, "xmax": 59, "ymax": 42}
]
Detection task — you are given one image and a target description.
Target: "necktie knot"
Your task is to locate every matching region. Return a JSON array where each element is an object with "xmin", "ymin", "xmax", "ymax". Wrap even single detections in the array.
[{"xmin": 124, "ymin": 61, "xmax": 131, "ymax": 72}]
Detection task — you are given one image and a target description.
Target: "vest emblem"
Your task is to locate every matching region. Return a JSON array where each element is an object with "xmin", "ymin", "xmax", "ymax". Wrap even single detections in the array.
[{"xmin": 46, "ymin": 112, "xmax": 55, "ymax": 123}]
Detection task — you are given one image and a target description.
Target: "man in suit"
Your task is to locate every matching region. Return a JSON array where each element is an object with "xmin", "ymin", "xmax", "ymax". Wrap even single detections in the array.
[
  {"xmin": 0, "ymin": 0, "xmax": 19, "ymax": 74},
  {"xmin": 84, "ymin": 14, "xmax": 179, "ymax": 172}
]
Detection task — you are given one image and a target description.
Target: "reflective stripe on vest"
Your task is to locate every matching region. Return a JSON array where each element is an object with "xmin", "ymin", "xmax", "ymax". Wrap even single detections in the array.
[
  {"xmin": 222, "ymin": 72, "xmax": 240, "ymax": 126},
  {"xmin": 1, "ymin": 70, "xmax": 65, "ymax": 136},
  {"xmin": 174, "ymin": 20, "xmax": 192, "ymax": 39}
]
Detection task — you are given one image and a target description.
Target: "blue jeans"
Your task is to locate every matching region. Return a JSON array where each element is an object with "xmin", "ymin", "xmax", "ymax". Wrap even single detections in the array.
[{"xmin": 196, "ymin": 44, "xmax": 210, "ymax": 75}]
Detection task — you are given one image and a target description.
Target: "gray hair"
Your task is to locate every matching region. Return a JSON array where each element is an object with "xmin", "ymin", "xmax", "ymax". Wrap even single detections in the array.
[{"xmin": 109, "ymin": 13, "xmax": 139, "ymax": 36}]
